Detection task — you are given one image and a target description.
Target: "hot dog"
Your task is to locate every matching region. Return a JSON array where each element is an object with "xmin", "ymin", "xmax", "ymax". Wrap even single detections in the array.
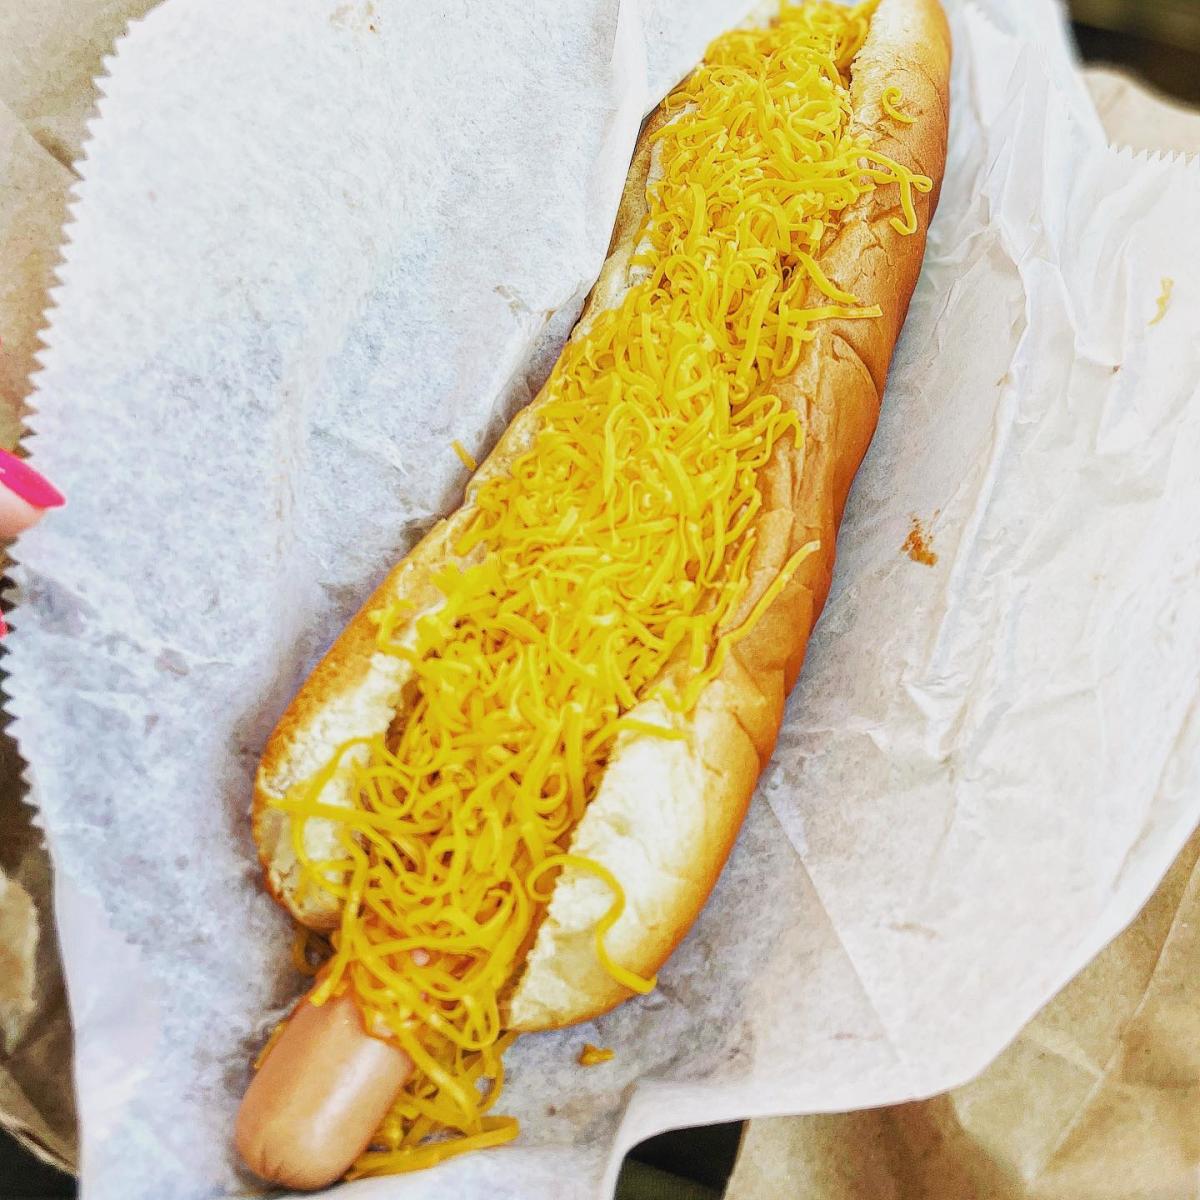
[{"xmin": 238, "ymin": 0, "xmax": 950, "ymax": 1187}]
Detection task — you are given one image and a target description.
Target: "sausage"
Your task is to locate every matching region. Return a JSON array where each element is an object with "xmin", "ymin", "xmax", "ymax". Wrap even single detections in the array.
[{"xmin": 235, "ymin": 986, "xmax": 413, "ymax": 1190}]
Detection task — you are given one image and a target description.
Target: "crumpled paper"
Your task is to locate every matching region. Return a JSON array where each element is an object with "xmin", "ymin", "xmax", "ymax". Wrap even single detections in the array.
[
  {"xmin": 727, "ymin": 821, "xmax": 1200, "ymax": 1200},
  {"xmin": 725, "ymin": 68, "xmax": 1200, "ymax": 1200},
  {"xmin": 8, "ymin": 3, "xmax": 1200, "ymax": 1200}
]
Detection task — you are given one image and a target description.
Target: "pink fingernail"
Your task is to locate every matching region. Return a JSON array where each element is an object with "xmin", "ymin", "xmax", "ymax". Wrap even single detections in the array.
[{"xmin": 0, "ymin": 449, "xmax": 66, "ymax": 510}]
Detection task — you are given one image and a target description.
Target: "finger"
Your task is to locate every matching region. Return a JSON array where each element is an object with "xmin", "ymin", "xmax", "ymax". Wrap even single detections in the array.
[{"xmin": 0, "ymin": 449, "xmax": 66, "ymax": 539}]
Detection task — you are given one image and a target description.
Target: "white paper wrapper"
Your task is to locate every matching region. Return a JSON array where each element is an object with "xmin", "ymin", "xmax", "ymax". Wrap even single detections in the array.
[{"xmin": 8, "ymin": 1, "xmax": 1200, "ymax": 1198}]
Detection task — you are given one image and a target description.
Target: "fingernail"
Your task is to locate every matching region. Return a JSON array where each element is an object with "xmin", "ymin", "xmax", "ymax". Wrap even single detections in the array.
[
  {"xmin": 0, "ymin": 612, "xmax": 8, "ymax": 639},
  {"xmin": 0, "ymin": 449, "xmax": 66, "ymax": 510}
]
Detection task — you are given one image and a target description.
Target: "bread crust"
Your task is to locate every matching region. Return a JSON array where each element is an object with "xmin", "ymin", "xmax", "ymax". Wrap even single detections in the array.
[{"xmin": 253, "ymin": 0, "xmax": 951, "ymax": 1029}]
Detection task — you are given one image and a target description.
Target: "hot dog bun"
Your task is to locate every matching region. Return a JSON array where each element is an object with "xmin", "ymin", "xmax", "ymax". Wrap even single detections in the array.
[{"xmin": 252, "ymin": 0, "xmax": 949, "ymax": 1036}]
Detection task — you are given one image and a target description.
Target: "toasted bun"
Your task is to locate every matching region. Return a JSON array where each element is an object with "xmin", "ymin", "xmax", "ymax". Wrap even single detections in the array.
[{"xmin": 253, "ymin": 0, "xmax": 951, "ymax": 1030}]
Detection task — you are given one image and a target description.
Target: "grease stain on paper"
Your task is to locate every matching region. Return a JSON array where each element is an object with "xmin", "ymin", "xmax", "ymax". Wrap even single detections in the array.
[
  {"xmin": 903, "ymin": 515, "xmax": 938, "ymax": 567},
  {"xmin": 330, "ymin": 0, "xmax": 378, "ymax": 33}
]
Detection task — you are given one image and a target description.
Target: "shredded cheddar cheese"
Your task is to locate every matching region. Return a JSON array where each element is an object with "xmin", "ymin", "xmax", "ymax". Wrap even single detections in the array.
[
  {"xmin": 269, "ymin": 0, "xmax": 930, "ymax": 1177},
  {"xmin": 881, "ymin": 85, "xmax": 916, "ymax": 124},
  {"xmin": 452, "ymin": 439, "xmax": 478, "ymax": 471},
  {"xmin": 1150, "ymin": 277, "xmax": 1173, "ymax": 326},
  {"xmin": 578, "ymin": 1043, "xmax": 615, "ymax": 1067}
]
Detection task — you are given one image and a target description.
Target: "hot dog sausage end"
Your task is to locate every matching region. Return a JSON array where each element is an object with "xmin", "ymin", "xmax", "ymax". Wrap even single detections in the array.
[{"xmin": 236, "ymin": 988, "xmax": 412, "ymax": 1191}]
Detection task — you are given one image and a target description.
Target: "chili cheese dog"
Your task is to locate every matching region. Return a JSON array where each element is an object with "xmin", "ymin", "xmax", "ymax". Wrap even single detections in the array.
[{"xmin": 238, "ymin": 0, "xmax": 950, "ymax": 1187}]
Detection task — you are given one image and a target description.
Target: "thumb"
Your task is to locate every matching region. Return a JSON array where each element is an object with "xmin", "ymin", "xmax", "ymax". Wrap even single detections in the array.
[{"xmin": 0, "ymin": 448, "xmax": 66, "ymax": 539}]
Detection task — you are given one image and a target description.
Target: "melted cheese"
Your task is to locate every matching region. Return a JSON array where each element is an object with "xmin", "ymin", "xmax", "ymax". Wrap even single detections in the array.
[{"xmin": 270, "ymin": 0, "xmax": 931, "ymax": 1176}]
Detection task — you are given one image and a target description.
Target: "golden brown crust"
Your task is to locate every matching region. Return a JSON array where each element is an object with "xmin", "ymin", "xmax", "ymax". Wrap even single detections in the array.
[{"xmin": 252, "ymin": 0, "xmax": 951, "ymax": 1025}]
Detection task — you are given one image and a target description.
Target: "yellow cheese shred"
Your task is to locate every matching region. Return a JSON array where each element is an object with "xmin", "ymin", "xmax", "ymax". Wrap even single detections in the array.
[
  {"xmin": 451, "ymin": 439, "xmax": 478, "ymax": 471},
  {"xmin": 881, "ymin": 85, "xmax": 916, "ymax": 123},
  {"xmin": 578, "ymin": 1044, "xmax": 615, "ymax": 1067},
  {"xmin": 526, "ymin": 854, "xmax": 658, "ymax": 995},
  {"xmin": 1149, "ymin": 277, "xmax": 1173, "ymax": 326},
  {"xmin": 269, "ymin": 0, "xmax": 931, "ymax": 1177}
]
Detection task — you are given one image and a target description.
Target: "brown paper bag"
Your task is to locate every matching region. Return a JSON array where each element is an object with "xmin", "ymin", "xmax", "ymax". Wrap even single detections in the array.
[
  {"xmin": 726, "ymin": 826, "xmax": 1200, "ymax": 1200},
  {"xmin": 0, "ymin": 1, "xmax": 152, "ymax": 446},
  {"xmin": 0, "ymin": 759, "xmax": 76, "ymax": 1171}
]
